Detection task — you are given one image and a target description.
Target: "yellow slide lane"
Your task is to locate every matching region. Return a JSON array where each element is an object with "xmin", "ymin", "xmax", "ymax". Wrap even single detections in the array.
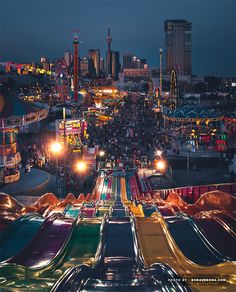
[
  {"xmin": 135, "ymin": 213, "xmax": 236, "ymax": 291},
  {"xmin": 126, "ymin": 202, "xmax": 144, "ymax": 217},
  {"xmin": 120, "ymin": 177, "xmax": 128, "ymax": 202}
]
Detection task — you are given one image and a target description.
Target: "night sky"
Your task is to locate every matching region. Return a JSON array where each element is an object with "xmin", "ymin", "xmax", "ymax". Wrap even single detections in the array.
[{"xmin": 0, "ymin": 0, "xmax": 235, "ymax": 76}]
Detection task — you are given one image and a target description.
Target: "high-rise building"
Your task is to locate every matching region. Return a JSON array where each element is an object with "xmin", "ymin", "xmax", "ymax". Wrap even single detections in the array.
[
  {"xmin": 79, "ymin": 57, "xmax": 93, "ymax": 77},
  {"xmin": 100, "ymin": 58, "xmax": 105, "ymax": 73},
  {"xmin": 106, "ymin": 25, "xmax": 112, "ymax": 76},
  {"xmin": 88, "ymin": 49, "xmax": 100, "ymax": 78},
  {"xmin": 123, "ymin": 53, "xmax": 133, "ymax": 68},
  {"xmin": 111, "ymin": 51, "xmax": 120, "ymax": 81},
  {"xmin": 165, "ymin": 20, "xmax": 192, "ymax": 76}
]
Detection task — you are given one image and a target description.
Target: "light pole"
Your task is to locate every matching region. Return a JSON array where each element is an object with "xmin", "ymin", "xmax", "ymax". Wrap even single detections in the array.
[
  {"xmin": 76, "ymin": 160, "xmax": 87, "ymax": 193},
  {"xmin": 50, "ymin": 142, "xmax": 63, "ymax": 197},
  {"xmin": 156, "ymin": 160, "xmax": 166, "ymax": 172},
  {"xmin": 187, "ymin": 150, "xmax": 190, "ymax": 186},
  {"xmin": 183, "ymin": 142, "xmax": 194, "ymax": 186},
  {"xmin": 97, "ymin": 150, "xmax": 105, "ymax": 170}
]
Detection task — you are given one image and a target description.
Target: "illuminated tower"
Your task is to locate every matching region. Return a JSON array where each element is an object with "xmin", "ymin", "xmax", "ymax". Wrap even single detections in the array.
[
  {"xmin": 106, "ymin": 25, "xmax": 112, "ymax": 76},
  {"xmin": 73, "ymin": 32, "xmax": 79, "ymax": 102},
  {"xmin": 159, "ymin": 48, "xmax": 163, "ymax": 98}
]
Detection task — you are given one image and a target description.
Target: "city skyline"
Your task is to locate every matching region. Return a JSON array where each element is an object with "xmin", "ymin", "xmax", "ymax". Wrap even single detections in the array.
[{"xmin": 0, "ymin": 0, "xmax": 235, "ymax": 76}]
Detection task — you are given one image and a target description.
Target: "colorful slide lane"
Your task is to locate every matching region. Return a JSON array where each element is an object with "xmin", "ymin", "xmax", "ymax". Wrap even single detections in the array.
[
  {"xmin": 195, "ymin": 216, "xmax": 236, "ymax": 260},
  {"xmin": 165, "ymin": 213, "xmax": 230, "ymax": 265},
  {"xmin": 0, "ymin": 213, "xmax": 74, "ymax": 276},
  {"xmin": 0, "ymin": 213, "xmax": 45, "ymax": 262},
  {"xmin": 0, "ymin": 217, "xmax": 102, "ymax": 291},
  {"xmin": 134, "ymin": 213, "xmax": 236, "ymax": 291}
]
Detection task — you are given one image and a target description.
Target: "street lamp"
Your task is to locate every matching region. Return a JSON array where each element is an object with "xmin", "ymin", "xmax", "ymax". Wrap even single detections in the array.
[
  {"xmin": 75, "ymin": 160, "xmax": 87, "ymax": 193},
  {"xmin": 99, "ymin": 150, "xmax": 105, "ymax": 157},
  {"xmin": 50, "ymin": 142, "xmax": 63, "ymax": 197},
  {"xmin": 156, "ymin": 160, "xmax": 166, "ymax": 172},
  {"xmin": 155, "ymin": 150, "xmax": 162, "ymax": 157},
  {"xmin": 96, "ymin": 150, "xmax": 105, "ymax": 170},
  {"xmin": 183, "ymin": 142, "xmax": 195, "ymax": 186},
  {"xmin": 76, "ymin": 160, "xmax": 87, "ymax": 172},
  {"xmin": 50, "ymin": 142, "xmax": 62, "ymax": 154}
]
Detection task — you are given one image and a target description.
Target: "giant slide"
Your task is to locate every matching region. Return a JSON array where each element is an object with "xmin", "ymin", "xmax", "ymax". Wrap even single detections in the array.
[{"xmin": 52, "ymin": 204, "xmax": 190, "ymax": 291}]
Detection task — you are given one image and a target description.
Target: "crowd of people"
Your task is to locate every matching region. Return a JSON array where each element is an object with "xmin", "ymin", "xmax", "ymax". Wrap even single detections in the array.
[
  {"xmin": 87, "ymin": 95, "xmax": 163, "ymax": 168},
  {"xmin": 16, "ymin": 94, "xmax": 171, "ymax": 194}
]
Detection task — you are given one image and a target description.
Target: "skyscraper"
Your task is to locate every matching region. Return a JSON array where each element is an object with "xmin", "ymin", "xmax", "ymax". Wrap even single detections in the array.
[
  {"xmin": 106, "ymin": 25, "xmax": 112, "ymax": 76},
  {"xmin": 123, "ymin": 53, "xmax": 133, "ymax": 69},
  {"xmin": 165, "ymin": 20, "xmax": 192, "ymax": 76},
  {"xmin": 100, "ymin": 58, "xmax": 105, "ymax": 73},
  {"xmin": 111, "ymin": 51, "xmax": 120, "ymax": 81},
  {"xmin": 88, "ymin": 49, "xmax": 100, "ymax": 78},
  {"xmin": 79, "ymin": 57, "xmax": 93, "ymax": 77}
]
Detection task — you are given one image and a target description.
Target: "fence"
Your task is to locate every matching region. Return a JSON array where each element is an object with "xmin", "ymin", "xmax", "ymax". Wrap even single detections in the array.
[{"xmin": 159, "ymin": 182, "xmax": 236, "ymax": 203}]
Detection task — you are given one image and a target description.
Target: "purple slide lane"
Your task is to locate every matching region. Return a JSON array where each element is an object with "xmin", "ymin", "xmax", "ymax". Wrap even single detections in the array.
[{"xmin": 6, "ymin": 214, "xmax": 74, "ymax": 268}]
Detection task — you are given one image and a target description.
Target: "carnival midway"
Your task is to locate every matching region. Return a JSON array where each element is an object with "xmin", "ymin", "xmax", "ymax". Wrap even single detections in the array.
[{"xmin": 0, "ymin": 24, "xmax": 236, "ymax": 292}]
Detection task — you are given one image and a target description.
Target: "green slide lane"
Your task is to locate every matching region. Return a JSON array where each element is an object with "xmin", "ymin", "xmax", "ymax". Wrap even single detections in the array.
[{"xmin": 111, "ymin": 176, "xmax": 117, "ymax": 201}]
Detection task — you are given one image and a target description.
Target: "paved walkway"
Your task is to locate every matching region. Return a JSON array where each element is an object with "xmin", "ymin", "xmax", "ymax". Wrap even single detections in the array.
[
  {"xmin": 0, "ymin": 168, "xmax": 56, "ymax": 197},
  {"xmin": 172, "ymin": 167, "xmax": 232, "ymax": 188},
  {"xmin": 167, "ymin": 147, "xmax": 221, "ymax": 158},
  {"xmin": 139, "ymin": 165, "xmax": 232, "ymax": 190}
]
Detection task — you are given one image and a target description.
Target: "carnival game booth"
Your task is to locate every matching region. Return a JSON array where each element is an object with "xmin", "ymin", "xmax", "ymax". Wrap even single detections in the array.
[
  {"xmin": 0, "ymin": 93, "xmax": 48, "ymax": 183},
  {"xmin": 163, "ymin": 105, "xmax": 224, "ymax": 148},
  {"xmin": 55, "ymin": 119, "xmax": 88, "ymax": 152}
]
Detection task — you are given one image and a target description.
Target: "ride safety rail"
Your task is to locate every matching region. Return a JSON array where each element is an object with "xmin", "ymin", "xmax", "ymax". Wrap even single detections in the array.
[{"xmin": 158, "ymin": 182, "xmax": 236, "ymax": 203}]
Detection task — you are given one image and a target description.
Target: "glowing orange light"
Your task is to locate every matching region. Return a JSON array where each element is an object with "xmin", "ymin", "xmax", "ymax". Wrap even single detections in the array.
[
  {"xmin": 50, "ymin": 142, "xmax": 62, "ymax": 154},
  {"xmin": 76, "ymin": 161, "xmax": 87, "ymax": 172}
]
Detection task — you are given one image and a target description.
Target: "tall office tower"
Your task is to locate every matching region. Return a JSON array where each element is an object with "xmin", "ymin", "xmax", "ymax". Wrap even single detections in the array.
[
  {"xmin": 88, "ymin": 49, "xmax": 100, "ymax": 77},
  {"xmin": 123, "ymin": 53, "xmax": 133, "ymax": 68},
  {"xmin": 100, "ymin": 58, "xmax": 105, "ymax": 73},
  {"xmin": 165, "ymin": 20, "xmax": 192, "ymax": 76},
  {"xmin": 111, "ymin": 51, "xmax": 120, "ymax": 81},
  {"xmin": 106, "ymin": 25, "xmax": 112, "ymax": 76},
  {"xmin": 79, "ymin": 57, "xmax": 93, "ymax": 77}
]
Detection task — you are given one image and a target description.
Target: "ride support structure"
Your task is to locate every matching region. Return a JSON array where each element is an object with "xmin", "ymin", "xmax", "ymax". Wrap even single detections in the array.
[{"xmin": 73, "ymin": 32, "xmax": 79, "ymax": 102}]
